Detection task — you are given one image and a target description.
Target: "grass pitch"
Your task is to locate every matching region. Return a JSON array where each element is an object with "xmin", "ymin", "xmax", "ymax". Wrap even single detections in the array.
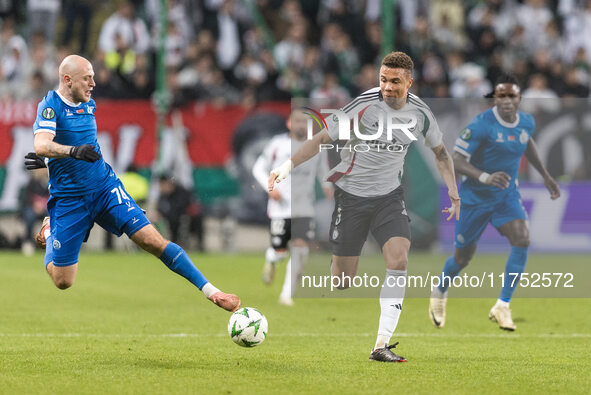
[{"xmin": 0, "ymin": 251, "xmax": 589, "ymax": 394}]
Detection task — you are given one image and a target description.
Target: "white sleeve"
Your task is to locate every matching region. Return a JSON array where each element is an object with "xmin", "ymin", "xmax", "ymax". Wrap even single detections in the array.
[
  {"xmin": 316, "ymin": 150, "xmax": 332, "ymax": 188},
  {"xmin": 421, "ymin": 108, "xmax": 443, "ymax": 148},
  {"xmin": 252, "ymin": 145, "xmax": 272, "ymax": 191}
]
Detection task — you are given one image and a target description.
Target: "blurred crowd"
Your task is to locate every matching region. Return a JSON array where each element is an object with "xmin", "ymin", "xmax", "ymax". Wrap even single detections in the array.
[{"xmin": 2, "ymin": 0, "xmax": 591, "ymax": 106}]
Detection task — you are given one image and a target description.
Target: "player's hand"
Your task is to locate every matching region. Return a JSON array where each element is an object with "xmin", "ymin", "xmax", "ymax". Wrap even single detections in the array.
[
  {"xmin": 442, "ymin": 193, "xmax": 461, "ymax": 221},
  {"xmin": 24, "ymin": 152, "xmax": 46, "ymax": 170},
  {"xmin": 544, "ymin": 175, "xmax": 560, "ymax": 200},
  {"xmin": 484, "ymin": 171, "xmax": 511, "ymax": 190},
  {"xmin": 268, "ymin": 189, "xmax": 282, "ymax": 201},
  {"xmin": 69, "ymin": 144, "xmax": 100, "ymax": 162},
  {"xmin": 268, "ymin": 160, "xmax": 293, "ymax": 192}
]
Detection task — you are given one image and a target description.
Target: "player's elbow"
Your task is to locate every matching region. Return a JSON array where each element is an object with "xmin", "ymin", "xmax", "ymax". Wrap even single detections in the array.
[{"xmin": 34, "ymin": 139, "xmax": 50, "ymax": 157}]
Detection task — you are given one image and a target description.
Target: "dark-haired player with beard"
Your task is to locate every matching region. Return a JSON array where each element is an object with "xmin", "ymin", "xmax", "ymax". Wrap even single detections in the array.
[{"xmin": 429, "ymin": 74, "xmax": 560, "ymax": 331}]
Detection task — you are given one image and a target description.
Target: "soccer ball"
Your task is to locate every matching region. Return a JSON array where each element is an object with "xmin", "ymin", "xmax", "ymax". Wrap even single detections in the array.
[{"xmin": 228, "ymin": 307, "xmax": 268, "ymax": 347}]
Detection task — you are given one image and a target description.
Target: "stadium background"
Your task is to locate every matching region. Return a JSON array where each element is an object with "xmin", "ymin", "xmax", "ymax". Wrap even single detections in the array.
[
  {"xmin": 0, "ymin": 1, "xmax": 590, "ymax": 393},
  {"xmin": 1, "ymin": 0, "xmax": 591, "ymax": 253}
]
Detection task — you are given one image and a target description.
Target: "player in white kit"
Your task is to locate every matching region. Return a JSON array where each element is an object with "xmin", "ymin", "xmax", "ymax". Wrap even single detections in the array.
[
  {"xmin": 268, "ymin": 52, "xmax": 460, "ymax": 362},
  {"xmin": 253, "ymin": 109, "xmax": 331, "ymax": 306}
]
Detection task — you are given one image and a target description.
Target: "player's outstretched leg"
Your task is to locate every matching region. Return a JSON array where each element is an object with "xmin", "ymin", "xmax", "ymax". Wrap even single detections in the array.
[{"xmin": 131, "ymin": 224, "xmax": 240, "ymax": 312}]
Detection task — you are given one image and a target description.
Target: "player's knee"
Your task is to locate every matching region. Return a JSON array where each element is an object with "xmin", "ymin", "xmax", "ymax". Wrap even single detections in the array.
[
  {"xmin": 455, "ymin": 256, "xmax": 471, "ymax": 268},
  {"xmin": 511, "ymin": 235, "xmax": 530, "ymax": 248},
  {"xmin": 140, "ymin": 234, "xmax": 167, "ymax": 256},
  {"xmin": 387, "ymin": 255, "xmax": 408, "ymax": 271},
  {"xmin": 53, "ymin": 278, "xmax": 74, "ymax": 290}
]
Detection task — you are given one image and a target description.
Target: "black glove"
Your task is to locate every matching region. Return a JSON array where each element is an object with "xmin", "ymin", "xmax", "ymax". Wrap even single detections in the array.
[
  {"xmin": 69, "ymin": 144, "xmax": 100, "ymax": 162},
  {"xmin": 24, "ymin": 152, "xmax": 47, "ymax": 170}
]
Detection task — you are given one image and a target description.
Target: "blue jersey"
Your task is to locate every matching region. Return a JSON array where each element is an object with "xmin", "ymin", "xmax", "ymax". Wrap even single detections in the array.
[
  {"xmin": 33, "ymin": 91, "xmax": 116, "ymax": 197},
  {"xmin": 454, "ymin": 106, "xmax": 535, "ymax": 205}
]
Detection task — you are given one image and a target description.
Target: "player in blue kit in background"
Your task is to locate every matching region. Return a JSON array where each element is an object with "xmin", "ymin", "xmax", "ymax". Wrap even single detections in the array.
[
  {"xmin": 430, "ymin": 74, "xmax": 560, "ymax": 331},
  {"xmin": 27, "ymin": 54, "xmax": 240, "ymax": 313}
]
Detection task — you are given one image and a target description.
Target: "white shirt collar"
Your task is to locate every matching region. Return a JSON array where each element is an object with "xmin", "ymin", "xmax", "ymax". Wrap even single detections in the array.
[
  {"xmin": 56, "ymin": 90, "xmax": 81, "ymax": 107},
  {"xmin": 492, "ymin": 106, "xmax": 519, "ymax": 128}
]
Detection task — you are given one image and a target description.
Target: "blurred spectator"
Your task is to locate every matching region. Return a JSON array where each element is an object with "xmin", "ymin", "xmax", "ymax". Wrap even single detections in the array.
[
  {"xmin": 156, "ymin": 175, "xmax": 204, "ymax": 252},
  {"xmin": 205, "ymin": 0, "xmax": 248, "ymax": 73},
  {"xmin": 515, "ymin": 0, "xmax": 553, "ymax": 54},
  {"xmin": 521, "ymin": 73, "xmax": 560, "ymax": 113},
  {"xmin": 274, "ymin": 21, "xmax": 307, "ymax": 70},
  {"xmin": 310, "ymin": 73, "xmax": 350, "ymax": 107},
  {"xmin": 98, "ymin": 1, "xmax": 150, "ymax": 55},
  {"xmin": 449, "ymin": 63, "xmax": 492, "ymax": 98},
  {"xmin": 0, "ymin": 19, "xmax": 27, "ymax": 99},
  {"xmin": 357, "ymin": 21, "xmax": 381, "ymax": 65},
  {"xmin": 27, "ymin": 0, "xmax": 60, "ymax": 42},
  {"xmin": 562, "ymin": 66, "xmax": 590, "ymax": 97},
  {"xmin": 352, "ymin": 63, "xmax": 377, "ymax": 95},
  {"xmin": 20, "ymin": 168, "xmax": 49, "ymax": 255},
  {"xmin": 61, "ymin": 0, "xmax": 95, "ymax": 56}
]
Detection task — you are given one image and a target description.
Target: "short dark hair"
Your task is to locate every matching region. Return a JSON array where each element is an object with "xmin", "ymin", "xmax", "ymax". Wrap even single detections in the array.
[
  {"xmin": 484, "ymin": 73, "xmax": 520, "ymax": 98},
  {"xmin": 381, "ymin": 51, "xmax": 414, "ymax": 74},
  {"xmin": 494, "ymin": 73, "xmax": 520, "ymax": 87}
]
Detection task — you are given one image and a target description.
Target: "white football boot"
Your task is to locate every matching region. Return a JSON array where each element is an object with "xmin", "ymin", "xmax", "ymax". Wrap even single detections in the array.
[
  {"xmin": 429, "ymin": 287, "xmax": 447, "ymax": 328},
  {"xmin": 489, "ymin": 302, "xmax": 516, "ymax": 331}
]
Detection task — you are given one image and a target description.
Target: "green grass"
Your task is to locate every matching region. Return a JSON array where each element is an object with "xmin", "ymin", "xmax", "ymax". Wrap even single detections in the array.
[{"xmin": 0, "ymin": 251, "xmax": 589, "ymax": 394}]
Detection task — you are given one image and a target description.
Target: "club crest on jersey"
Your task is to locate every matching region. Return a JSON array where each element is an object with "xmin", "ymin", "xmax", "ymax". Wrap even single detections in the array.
[
  {"xmin": 460, "ymin": 128, "xmax": 471, "ymax": 140},
  {"xmin": 519, "ymin": 129, "xmax": 529, "ymax": 144},
  {"xmin": 42, "ymin": 107, "xmax": 55, "ymax": 119},
  {"xmin": 87, "ymin": 105, "xmax": 94, "ymax": 114}
]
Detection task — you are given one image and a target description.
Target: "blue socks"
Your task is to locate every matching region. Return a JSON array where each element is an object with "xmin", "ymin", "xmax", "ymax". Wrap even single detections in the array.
[
  {"xmin": 44, "ymin": 234, "xmax": 54, "ymax": 268},
  {"xmin": 499, "ymin": 246, "xmax": 528, "ymax": 302},
  {"xmin": 160, "ymin": 242, "xmax": 208, "ymax": 290},
  {"xmin": 438, "ymin": 256, "xmax": 462, "ymax": 293}
]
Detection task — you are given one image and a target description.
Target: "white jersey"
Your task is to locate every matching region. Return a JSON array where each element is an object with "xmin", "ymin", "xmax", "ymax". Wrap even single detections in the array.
[
  {"xmin": 252, "ymin": 133, "xmax": 329, "ymax": 219},
  {"xmin": 325, "ymin": 88, "xmax": 442, "ymax": 197}
]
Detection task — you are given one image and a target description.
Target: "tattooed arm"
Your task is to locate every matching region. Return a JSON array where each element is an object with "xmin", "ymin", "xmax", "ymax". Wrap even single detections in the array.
[{"xmin": 34, "ymin": 132, "xmax": 72, "ymax": 158}]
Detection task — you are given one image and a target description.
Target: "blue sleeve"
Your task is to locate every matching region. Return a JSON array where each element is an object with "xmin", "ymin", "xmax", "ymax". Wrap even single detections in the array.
[
  {"xmin": 453, "ymin": 116, "xmax": 487, "ymax": 159},
  {"xmin": 33, "ymin": 96, "xmax": 58, "ymax": 136}
]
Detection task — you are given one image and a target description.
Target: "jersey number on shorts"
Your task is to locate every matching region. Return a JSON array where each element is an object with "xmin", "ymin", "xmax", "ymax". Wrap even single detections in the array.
[{"xmin": 271, "ymin": 219, "xmax": 286, "ymax": 235}]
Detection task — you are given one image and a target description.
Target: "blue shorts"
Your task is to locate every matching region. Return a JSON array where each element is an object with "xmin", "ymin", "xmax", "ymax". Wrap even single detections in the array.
[
  {"xmin": 454, "ymin": 194, "xmax": 527, "ymax": 249},
  {"xmin": 46, "ymin": 179, "xmax": 150, "ymax": 266}
]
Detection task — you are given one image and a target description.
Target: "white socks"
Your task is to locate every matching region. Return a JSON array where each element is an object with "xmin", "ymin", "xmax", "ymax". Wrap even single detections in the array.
[
  {"xmin": 279, "ymin": 245, "xmax": 309, "ymax": 299},
  {"xmin": 266, "ymin": 247, "xmax": 288, "ymax": 264},
  {"xmin": 202, "ymin": 282, "xmax": 220, "ymax": 299},
  {"xmin": 374, "ymin": 269, "xmax": 407, "ymax": 350},
  {"xmin": 494, "ymin": 299, "xmax": 510, "ymax": 308}
]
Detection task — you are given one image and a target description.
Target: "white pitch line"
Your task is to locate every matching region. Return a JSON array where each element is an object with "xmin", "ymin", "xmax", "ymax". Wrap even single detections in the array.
[{"xmin": 0, "ymin": 333, "xmax": 589, "ymax": 338}]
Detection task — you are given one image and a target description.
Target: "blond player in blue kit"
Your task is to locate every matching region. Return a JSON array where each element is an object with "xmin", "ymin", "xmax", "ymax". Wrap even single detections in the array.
[{"xmin": 27, "ymin": 55, "xmax": 240, "ymax": 313}]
